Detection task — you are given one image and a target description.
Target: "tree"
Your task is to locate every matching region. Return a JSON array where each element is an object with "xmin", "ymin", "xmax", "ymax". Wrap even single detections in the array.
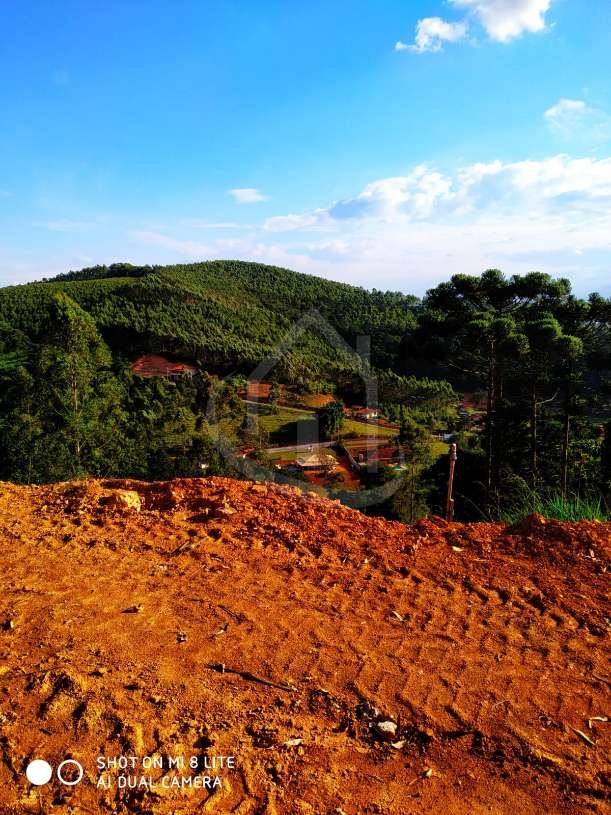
[
  {"xmin": 409, "ymin": 271, "xmax": 530, "ymax": 492},
  {"xmin": 0, "ymin": 365, "xmax": 44, "ymax": 483},
  {"xmin": 268, "ymin": 380, "xmax": 282, "ymax": 414},
  {"xmin": 394, "ymin": 419, "xmax": 434, "ymax": 522},
  {"xmin": 317, "ymin": 400, "xmax": 345, "ymax": 440},
  {"xmin": 35, "ymin": 293, "xmax": 120, "ymax": 476}
]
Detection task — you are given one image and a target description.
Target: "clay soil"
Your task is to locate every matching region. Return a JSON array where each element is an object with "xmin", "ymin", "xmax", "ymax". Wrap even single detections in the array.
[{"xmin": 0, "ymin": 477, "xmax": 609, "ymax": 815}]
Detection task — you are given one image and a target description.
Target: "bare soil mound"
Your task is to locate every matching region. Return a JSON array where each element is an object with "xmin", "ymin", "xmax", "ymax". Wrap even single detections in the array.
[{"xmin": 0, "ymin": 478, "xmax": 609, "ymax": 814}]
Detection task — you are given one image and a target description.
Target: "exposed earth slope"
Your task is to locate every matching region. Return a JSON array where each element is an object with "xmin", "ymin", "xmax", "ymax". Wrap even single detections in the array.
[{"xmin": 0, "ymin": 478, "xmax": 609, "ymax": 814}]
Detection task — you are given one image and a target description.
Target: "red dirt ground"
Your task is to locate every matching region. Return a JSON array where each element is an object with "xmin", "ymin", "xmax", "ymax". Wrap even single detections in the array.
[
  {"xmin": 246, "ymin": 382, "xmax": 271, "ymax": 401},
  {"xmin": 297, "ymin": 394, "xmax": 336, "ymax": 409},
  {"xmin": 130, "ymin": 355, "xmax": 197, "ymax": 378},
  {"xmin": 0, "ymin": 477, "xmax": 609, "ymax": 814}
]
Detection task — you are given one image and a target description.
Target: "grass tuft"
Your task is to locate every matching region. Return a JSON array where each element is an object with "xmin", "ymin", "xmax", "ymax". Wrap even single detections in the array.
[{"xmin": 500, "ymin": 490, "xmax": 610, "ymax": 523}]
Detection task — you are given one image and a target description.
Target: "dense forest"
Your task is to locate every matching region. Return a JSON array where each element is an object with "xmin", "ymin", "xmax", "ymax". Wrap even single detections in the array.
[{"xmin": 1, "ymin": 261, "xmax": 610, "ymax": 522}]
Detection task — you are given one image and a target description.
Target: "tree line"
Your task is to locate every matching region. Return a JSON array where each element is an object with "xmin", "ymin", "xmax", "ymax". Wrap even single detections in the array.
[{"xmin": 406, "ymin": 270, "xmax": 611, "ymax": 519}]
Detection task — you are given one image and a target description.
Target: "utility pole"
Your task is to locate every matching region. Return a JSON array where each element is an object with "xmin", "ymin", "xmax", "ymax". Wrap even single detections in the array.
[{"xmin": 446, "ymin": 443, "xmax": 457, "ymax": 522}]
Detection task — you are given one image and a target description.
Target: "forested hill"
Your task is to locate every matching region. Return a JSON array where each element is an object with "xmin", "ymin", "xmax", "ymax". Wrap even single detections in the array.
[{"xmin": 0, "ymin": 260, "xmax": 418, "ymax": 376}]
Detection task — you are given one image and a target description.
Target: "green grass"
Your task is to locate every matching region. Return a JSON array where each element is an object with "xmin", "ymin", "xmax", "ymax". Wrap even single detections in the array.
[
  {"xmin": 268, "ymin": 449, "xmax": 306, "ymax": 462},
  {"xmin": 253, "ymin": 404, "xmax": 399, "ymax": 444},
  {"xmin": 256, "ymin": 406, "xmax": 314, "ymax": 435},
  {"xmin": 430, "ymin": 440, "xmax": 450, "ymax": 459},
  {"xmin": 500, "ymin": 491, "xmax": 611, "ymax": 523},
  {"xmin": 341, "ymin": 419, "xmax": 397, "ymax": 438}
]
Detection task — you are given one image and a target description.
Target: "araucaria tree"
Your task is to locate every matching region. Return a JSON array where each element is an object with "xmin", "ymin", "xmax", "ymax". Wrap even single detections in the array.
[{"xmin": 409, "ymin": 270, "xmax": 607, "ymax": 514}]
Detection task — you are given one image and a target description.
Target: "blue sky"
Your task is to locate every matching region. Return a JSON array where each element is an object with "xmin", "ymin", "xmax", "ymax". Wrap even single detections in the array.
[{"xmin": 1, "ymin": 0, "xmax": 611, "ymax": 295}]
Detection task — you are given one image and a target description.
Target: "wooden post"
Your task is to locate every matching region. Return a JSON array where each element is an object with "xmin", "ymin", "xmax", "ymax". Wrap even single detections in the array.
[{"xmin": 446, "ymin": 443, "xmax": 457, "ymax": 522}]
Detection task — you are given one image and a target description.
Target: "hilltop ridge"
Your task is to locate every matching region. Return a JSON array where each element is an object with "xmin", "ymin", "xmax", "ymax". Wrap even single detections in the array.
[{"xmin": 0, "ymin": 260, "xmax": 418, "ymax": 373}]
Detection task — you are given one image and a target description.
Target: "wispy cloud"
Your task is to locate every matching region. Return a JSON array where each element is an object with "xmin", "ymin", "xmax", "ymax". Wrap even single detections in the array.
[
  {"xmin": 128, "ymin": 228, "xmax": 320, "ymax": 273},
  {"xmin": 544, "ymin": 99, "xmax": 611, "ymax": 144},
  {"xmin": 129, "ymin": 230, "xmax": 211, "ymax": 256},
  {"xmin": 39, "ymin": 219, "xmax": 99, "ymax": 233},
  {"xmin": 227, "ymin": 188, "xmax": 269, "ymax": 204},
  {"xmin": 180, "ymin": 219, "xmax": 249, "ymax": 229},
  {"xmin": 264, "ymin": 209, "xmax": 332, "ymax": 233}
]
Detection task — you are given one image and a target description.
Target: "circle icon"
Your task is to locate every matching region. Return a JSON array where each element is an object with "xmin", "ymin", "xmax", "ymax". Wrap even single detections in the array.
[
  {"xmin": 26, "ymin": 759, "xmax": 53, "ymax": 786},
  {"xmin": 57, "ymin": 759, "xmax": 84, "ymax": 786}
]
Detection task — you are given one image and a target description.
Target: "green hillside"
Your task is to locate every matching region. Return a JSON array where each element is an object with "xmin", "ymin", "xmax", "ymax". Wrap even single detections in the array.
[
  {"xmin": 0, "ymin": 261, "xmax": 417, "ymax": 378},
  {"xmin": 0, "ymin": 261, "xmax": 435, "ymax": 487}
]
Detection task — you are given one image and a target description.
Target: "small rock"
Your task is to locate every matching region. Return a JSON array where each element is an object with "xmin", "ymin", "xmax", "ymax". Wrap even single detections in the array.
[
  {"xmin": 122, "ymin": 604, "xmax": 144, "ymax": 614},
  {"xmin": 106, "ymin": 491, "xmax": 141, "ymax": 512},
  {"xmin": 356, "ymin": 701, "xmax": 379, "ymax": 720},
  {"xmin": 372, "ymin": 720, "xmax": 398, "ymax": 741}
]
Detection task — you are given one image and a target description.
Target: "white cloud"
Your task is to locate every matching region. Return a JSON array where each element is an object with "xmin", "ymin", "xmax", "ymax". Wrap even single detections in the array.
[
  {"xmin": 545, "ymin": 98, "xmax": 588, "ymax": 126},
  {"xmin": 408, "ymin": 17, "xmax": 468, "ymax": 53},
  {"xmin": 227, "ymin": 188, "xmax": 269, "ymax": 204},
  {"xmin": 287, "ymin": 156, "xmax": 611, "ymax": 225},
  {"xmin": 302, "ymin": 239, "xmax": 352, "ymax": 261},
  {"xmin": 544, "ymin": 98, "xmax": 611, "ymax": 143},
  {"xmin": 343, "ymin": 168, "xmax": 455, "ymax": 219},
  {"xmin": 0, "ymin": 190, "xmax": 11, "ymax": 198},
  {"xmin": 264, "ymin": 209, "xmax": 332, "ymax": 233},
  {"xmin": 402, "ymin": 0, "xmax": 554, "ymax": 54},
  {"xmin": 450, "ymin": 0, "xmax": 552, "ymax": 42},
  {"xmin": 256, "ymin": 155, "xmax": 611, "ymax": 292},
  {"xmin": 129, "ymin": 230, "xmax": 212, "ymax": 257}
]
